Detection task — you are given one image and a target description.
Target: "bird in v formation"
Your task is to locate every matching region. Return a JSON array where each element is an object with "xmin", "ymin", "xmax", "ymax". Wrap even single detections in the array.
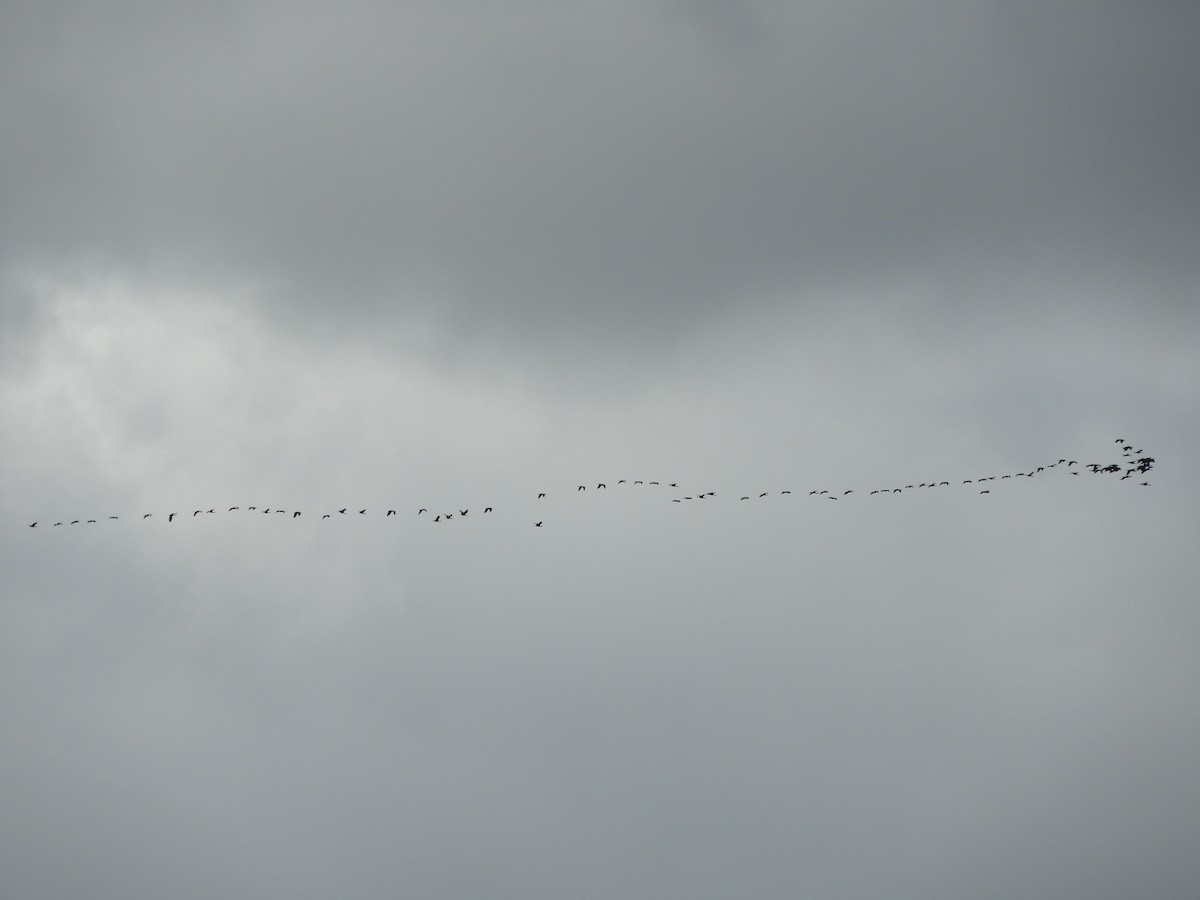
[{"xmin": 27, "ymin": 440, "xmax": 1155, "ymax": 531}]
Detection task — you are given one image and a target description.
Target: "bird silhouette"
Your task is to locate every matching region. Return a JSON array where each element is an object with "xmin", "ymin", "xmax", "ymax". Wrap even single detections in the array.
[
  {"xmin": 323, "ymin": 514, "xmax": 330, "ymax": 519},
  {"xmin": 144, "ymin": 513, "xmax": 152, "ymax": 518},
  {"xmin": 418, "ymin": 508, "xmax": 427, "ymax": 514},
  {"xmin": 229, "ymin": 507, "xmax": 239, "ymax": 511},
  {"xmin": 538, "ymin": 493, "xmax": 546, "ymax": 499},
  {"xmin": 358, "ymin": 509, "xmax": 366, "ymax": 514},
  {"xmin": 338, "ymin": 509, "xmax": 347, "ymax": 514},
  {"xmin": 459, "ymin": 509, "xmax": 468, "ymax": 516},
  {"xmin": 387, "ymin": 510, "xmax": 396, "ymax": 516},
  {"xmin": 534, "ymin": 521, "xmax": 543, "ymax": 527},
  {"xmin": 293, "ymin": 511, "xmax": 301, "ymax": 518},
  {"xmin": 484, "ymin": 507, "xmax": 493, "ymax": 513},
  {"xmin": 169, "ymin": 513, "xmax": 176, "ymax": 522},
  {"xmin": 29, "ymin": 522, "xmax": 36, "ymax": 527}
]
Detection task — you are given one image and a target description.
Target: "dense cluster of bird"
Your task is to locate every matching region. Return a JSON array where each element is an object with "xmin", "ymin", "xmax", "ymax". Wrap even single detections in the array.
[{"xmin": 26, "ymin": 439, "xmax": 1155, "ymax": 530}]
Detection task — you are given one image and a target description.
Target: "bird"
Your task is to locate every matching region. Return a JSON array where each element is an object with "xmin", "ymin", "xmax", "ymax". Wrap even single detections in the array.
[
  {"xmin": 358, "ymin": 509, "xmax": 366, "ymax": 514},
  {"xmin": 87, "ymin": 520, "xmax": 96, "ymax": 524},
  {"xmin": 323, "ymin": 514, "xmax": 330, "ymax": 519},
  {"xmin": 54, "ymin": 522, "xmax": 62, "ymax": 526},
  {"xmin": 338, "ymin": 509, "xmax": 347, "ymax": 514},
  {"xmin": 484, "ymin": 507, "xmax": 493, "ymax": 513},
  {"xmin": 109, "ymin": 516, "xmax": 118, "ymax": 520},
  {"xmin": 71, "ymin": 520, "xmax": 80, "ymax": 525},
  {"xmin": 434, "ymin": 515, "xmax": 441, "ymax": 522},
  {"xmin": 669, "ymin": 483, "xmax": 677, "ymax": 487},
  {"xmin": 144, "ymin": 513, "xmax": 152, "ymax": 518},
  {"xmin": 387, "ymin": 510, "xmax": 396, "ymax": 516},
  {"xmin": 29, "ymin": 522, "xmax": 35, "ymax": 527},
  {"xmin": 193, "ymin": 510, "xmax": 202, "ymax": 516},
  {"xmin": 597, "ymin": 483, "xmax": 606, "ymax": 489},
  {"xmin": 844, "ymin": 490, "xmax": 853, "ymax": 495},
  {"xmin": 249, "ymin": 506, "xmax": 257, "ymax": 511},
  {"xmin": 229, "ymin": 507, "xmax": 239, "ymax": 511},
  {"xmin": 980, "ymin": 490, "xmax": 990, "ymax": 494},
  {"xmin": 169, "ymin": 513, "xmax": 176, "ymax": 522},
  {"xmin": 618, "ymin": 479, "xmax": 626, "ymax": 484},
  {"xmin": 759, "ymin": 492, "xmax": 768, "ymax": 498},
  {"xmin": 538, "ymin": 493, "xmax": 546, "ymax": 499},
  {"xmin": 459, "ymin": 509, "xmax": 468, "ymax": 516},
  {"xmin": 293, "ymin": 511, "xmax": 301, "ymax": 518},
  {"xmin": 577, "ymin": 485, "xmax": 585, "ymax": 491},
  {"xmin": 418, "ymin": 508, "xmax": 427, "ymax": 514},
  {"xmin": 740, "ymin": 496, "xmax": 749, "ymax": 501},
  {"xmin": 534, "ymin": 521, "xmax": 543, "ymax": 527}
]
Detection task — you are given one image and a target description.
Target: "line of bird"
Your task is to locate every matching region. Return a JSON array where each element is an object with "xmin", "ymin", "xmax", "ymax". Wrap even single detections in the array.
[{"xmin": 27, "ymin": 440, "xmax": 1154, "ymax": 529}]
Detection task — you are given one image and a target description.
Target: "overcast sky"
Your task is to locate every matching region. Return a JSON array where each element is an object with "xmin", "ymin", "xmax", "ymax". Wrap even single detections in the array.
[{"xmin": 2, "ymin": 2, "xmax": 1198, "ymax": 898}]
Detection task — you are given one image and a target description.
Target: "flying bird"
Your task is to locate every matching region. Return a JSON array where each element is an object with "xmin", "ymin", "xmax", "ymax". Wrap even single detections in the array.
[
  {"xmin": 293, "ymin": 511, "xmax": 301, "ymax": 518},
  {"xmin": 538, "ymin": 493, "xmax": 546, "ymax": 499},
  {"xmin": 484, "ymin": 507, "xmax": 493, "ymax": 513},
  {"xmin": 534, "ymin": 521, "xmax": 543, "ymax": 527},
  {"xmin": 169, "ymin": 513, "xmax": 176, "ymax": 522},
  {"xmin": 459, "ymin": 509, "xmax": 468, "ymax": 516},
  {"xmin": 29, "ymin": 522, "xmax": 35, "ymax": 527},
  {"xmin": 358, "ymin": 509, "xmax": 366, "ymax": 514},
  {"xmin": 418, "ymin": 508, "xmax": 427, "ymax": 514},
  {"xmin": 386, "ymin": 510, "xmax": 396, "ymax": 516},
  {"xmin": 144, "ymin": 513, "xmax": 152, "ymax": 518}
]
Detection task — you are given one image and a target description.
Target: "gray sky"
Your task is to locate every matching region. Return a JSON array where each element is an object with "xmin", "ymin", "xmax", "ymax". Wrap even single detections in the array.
[{"xmin": 2, "ymin": 2, "xmax": 1198, "ymax": 898}]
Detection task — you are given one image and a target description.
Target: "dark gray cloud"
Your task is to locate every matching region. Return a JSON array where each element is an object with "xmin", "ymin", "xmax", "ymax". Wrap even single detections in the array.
[{"xmin": 2, "ymin": 1, "xmax": 1197, "ymax": 351}]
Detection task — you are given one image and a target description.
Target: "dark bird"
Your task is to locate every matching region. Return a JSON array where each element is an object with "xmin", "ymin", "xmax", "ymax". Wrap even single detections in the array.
[
  {"xmin": 980, "ymin": 490, "xmax": 990, "ymax": 494},
  {"xmin": 538, "ymin": 493, "xmax": 546, "ymax": 499},
  {"xmin": 780, "ymin": 490, "xmax": 790, "ymax": 495},
  {"xmin": 810, "ymin": 490, "xmax": 818, "ymax": 495},
  {"xmin": 323, "ymin": 514, "xmax": 330, "ymax": 519},
  {"xmin": 1116, "ymin": 438, "xmax": 1124, "ymax": 443},
  {"xmin": 418, "ymin": 508, "xmax": 427, "ymax": 514},
  {"xmin": 293, "ymin": 511, "xmax": 301, "ymax": 518},
  {"xmin": 844, "ymin": 490, "xmax": 853, "ymax": 495},
  {"xmin": 29, "ymin": 522, "xmax": 35, "ymax": 527},
  {"xmin": 434, "ymin": 515, "xmax": 441, "ymax": 522},
  {"xmin": 87, "ymin": 520, "xmax": 95, "ymax": 524},
  {"xmin": 741, "ymin": 496, "xmax": 750, "ymax": 501},
  {"xmin": 534, "ymin": 521, "xmax": 543, "ymax": 527},
  {"xmin": 54, "ymin": 522, "xmax": 62, "ymax": 526},
  {"xmin": 597, "ymin": 483, "xmax": 606, "ymax": 489},
  {"xmin": 459, "ymin": 509, "xmax": 468, "ymax": 516},
  {"xmin": 169, "ymin": 513, "xmax": 176, "ymax": 522},
  {"xmin": 249, "ymin": 506, "xmax": 257, "ymax": 511},
  {"xmin": 338, "ymin": 509, "xmax": 347, "ymax": 514},
  {"xmin": 964, "ymin": 480, "xmax": 972, "ymax": 484},
  {"xmin": 939, "ymin": 482, "xmax": 949, "ymax": 486},
  {"xmin": 194, "ymin": 510, "xmax": 202, "ymax": 516},
  {"xmin": 387, "ymin": 510, "xmax": 396, "ymax": 516},
  {"xmin": 650, "ymin": 481, "xmax": 660, "ymax": 486},
  {"xmin": 1141, "ymin": 482, "xmax": 1150, "ymax": 486},
  {"xmin": 618, "ymin": 479, "xmax": 626, "ymax": 484},
  {"xmin": 444, "ymin": 514, "xmax": 453, "ymax": 520},
  {"xmin": 144, "ymin": 514, "xmax": 152, "ymax": 518},
  {"xmin": 759, "ymin": 492, "xmax": 768, "ymax": 498},
  {"xmin": 70, "ymin": 520, "xmax": 79, "ymax": 525},
  {"xmin": 634, "ymin": 481, "xmax": 643, "ymax": 485},
  {"xmin": 577, "ymin": 485, "xmax": 585, "ymax": 491},
  {"xmin": 893, "ymin": 489, "xmax": 901, "ymax": 493},
  {"xmin": 229, "ymin": 507, "xmax": 239, "ymax": 511},
  {"xmin": 672, "ymin": 499, "xmax": 682, "ymax": 503},
  {"xmin": 275, "ymin": 510, "xmax": 286, "ymax": 513},
  {"xmin": 358, "ymin": 509, "xmax": 366, "ymax": 514},
  {"xmin": 484, "ymin": 507, "xmax": 493, "ymax": 513},
  {"xmin": 109, "ymin": 516, "xmax": 118, "ymax": 519},
  {"xmin": 207, "ymin": 509, "xmax": 215, "ymax": 514}
]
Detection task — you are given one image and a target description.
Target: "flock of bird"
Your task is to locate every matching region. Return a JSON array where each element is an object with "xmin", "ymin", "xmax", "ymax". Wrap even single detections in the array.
[{"xmin": 26, "ymin": 439, "xmax": 1155, "ymax": 530}]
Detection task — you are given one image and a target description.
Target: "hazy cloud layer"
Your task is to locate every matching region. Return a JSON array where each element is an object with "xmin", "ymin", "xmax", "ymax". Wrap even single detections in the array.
[{"xmin": 2, "ymin": 3, "xmax": 1198, "ymax": 898}]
